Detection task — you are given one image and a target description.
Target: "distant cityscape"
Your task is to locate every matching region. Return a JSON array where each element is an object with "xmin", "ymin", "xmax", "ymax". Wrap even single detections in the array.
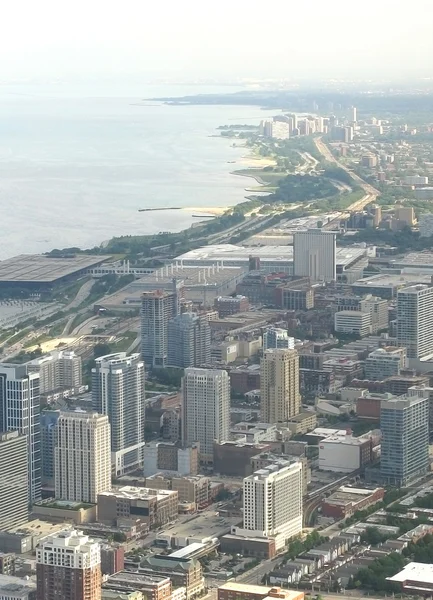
[{"xmin": 3, "ymin": 89, "xmax": 433, "ymax": 600}]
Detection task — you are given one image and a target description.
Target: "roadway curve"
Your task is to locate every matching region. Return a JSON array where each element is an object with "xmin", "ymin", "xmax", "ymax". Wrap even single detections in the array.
[{"xmin": 314, "ymin": 137, "xmax": 380, "ymax": 213}]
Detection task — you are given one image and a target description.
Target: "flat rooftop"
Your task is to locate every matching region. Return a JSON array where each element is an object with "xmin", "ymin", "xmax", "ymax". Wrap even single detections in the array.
[
  {"xmin": 99, "ymin": 486, "xmax": 177, "ymax": 501},
  {"xmin": 352, "ymin": 273, "xmax": 432, "ymax": 289},
  {"xmin": 391, "ymin": 252, "xmax": 433, "ymax": 268},
  {"xmin": 388, "ymin": 562, "xmax": 433, "ymax": 585},
  {"xmin": 0, "ymin": 254, "xmax": 110, "ymax": 283},
  {"xmin": 325, "ymin": 486, "xmax": 383, "ymax": 506},
  {"xmin": 157, "ymin": 511, "xmax": 241, "ymax": 541}
]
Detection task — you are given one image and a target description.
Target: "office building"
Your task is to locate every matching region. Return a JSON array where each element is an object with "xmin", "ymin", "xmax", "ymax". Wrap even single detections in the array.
[
  {"xmin": 293, "ymin": 229, "xmax": 336, "ymax": 282},
  {"xmin": 97, "ymin": 487, "xmax": 178, "ymax": 529},
  {"xmin": 397, "ymin": 285, "xmax": 433, "ymax": 359},
  {"xmin": 419, "ymin": 213, "xmax": 433, "ymax": 238},
  {"xmin": 182, "ymin": 368, "xmax": 230, "ymax": 464},
  {"xmin": 0, "ymin": 364, "xmax": 41, "ymax": 502},
  {"xmin": 141, "ymin": 283, "xmax": 182, "ymax": 368},
  {"xmin": 236, "ymin": 461, "xmax": 303, "ymax": 550},
  {"xmin": 36, "ymin": 530, "xmax": 102, "ymax": 600},
  {"xmin": 92, "ymin": 353, "xmax": 145, "ymax": 475},
  {"xmin": 359, "ymin": 296, "xmax": 389, "ymax": 333},
  {"xmin": 380, "ymin": 395, "xmax": 429, "ymax": 486},
  {"xmin": 261, "ymin": 349, "xmax": 300, "ymax": 424},
  {"xmin": 167, "ymin": 313, "xmax": 211, "ymax": 368},
  {"xmin": 334, "ymin": 311, "xmax": 372, "ymax": 337},
  {"xmin": 364, "ymin": 347, "xmax": 407, "ymax": 381},
  {"xmin": 27, "ymin": 350, "xmax": 82, "ymax": 394},
  {"xmin": 263, "ymin": 328, "xmax": 294, "ymax": 352},
  {"xmin": 0, "ymin": 431, "xmax": 28, "ymax": 530},
  {"xmin": 55, "ymin": 411, "xmax": 111, "ymax": 504},
  {"xmin": 40, "ymin": 410, "xmax": 60, "ymax": 487}
]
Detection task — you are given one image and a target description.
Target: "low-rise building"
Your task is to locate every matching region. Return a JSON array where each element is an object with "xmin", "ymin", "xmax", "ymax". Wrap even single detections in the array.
[
  {"xmin": 387, "ymin": 562, "xmax": 433, "ymax": 594},
  {"xmin": 214, "ymin": 296, "xmax": 250, "ymax": 318},
  {"xmin": 213, "ymin": 442, "xmax": 271, "ymax": 477},
  {"xmin": 97, "ymin": 487, "xmax": 178, "ymax": 529},
  {"xmin": 321, "ymin": 486, "xmax": 385, "ymax": 519},
  {"xmin": 142, "ymin": 443, "xmax": 199, "ymax": 477},
  {"xmin": 103, "ymin": 571, "xmax": 171, "ymax": 600},
  {"xmin": 144, "ymin": 475, "xmax": 211, "ymax": 510},
  {"xmin": 334, "ymin": 311, "xmax": 372, "ymax": 337},
  {"xmin": 287, "ymin": 412, "xmax": 317, "ymax": 435},
  {"xmin": 300, "ymin": 369, "xmax": 335, "ymax": 395},
  {"xmin": 0, "ymin": 574, "xmax": 36, "ymax": 600},
  {"xmin": 217, "ymin": 583, "xmax": 304, "ymax": 600},
  {"xmin": 139, "ymin": 555, "xmax": 204, "ymax": 600},
  {"xmin": 318, "ymin": 432, "xmax": 372, "ymax": 473},
  {"xmin": 229, "ymin": 365, "xmax": 261, "ymax": 395}
]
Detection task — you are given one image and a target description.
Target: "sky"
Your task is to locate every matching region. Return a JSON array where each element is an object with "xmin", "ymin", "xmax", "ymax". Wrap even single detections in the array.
[{"xmin": 1, "ymin": 0, "xmax": 432, "ymax": 82}]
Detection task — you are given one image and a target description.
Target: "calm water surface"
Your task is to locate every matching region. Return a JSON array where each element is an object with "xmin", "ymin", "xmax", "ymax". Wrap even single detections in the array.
[{"xmin": 0, "ymin": 83, "xmax": 265, "ymax": 258}]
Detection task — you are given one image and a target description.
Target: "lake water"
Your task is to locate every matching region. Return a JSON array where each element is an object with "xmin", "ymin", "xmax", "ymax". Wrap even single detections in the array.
[{"xmin": 0, "ymin": 82, "xmax": 266, "ymax": 259}]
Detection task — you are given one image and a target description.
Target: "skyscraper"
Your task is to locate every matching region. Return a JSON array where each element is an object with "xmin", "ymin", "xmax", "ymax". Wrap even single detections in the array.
[
  {"xmin": 237, "ymin": 460, "xmax": 303, "ymax": 550},
  {"xmin": 141, "ymin": 281, "xmax": 182, "ymax": 367},
  {"xmin": 263, "ymin": 328, "xmax": 295, "ymax": 352},
  {"xmin": 36, "ymin": 530, "xmax": 102, "ymax": 600},
  {"xmin": 40, "ymin": 409, "xmax": 60, "ymax": 487},
  {"xmin": 167, "ymin": 312, "xmax": 211, "ymax": 368},
  {"xmin": 0, "ymin": 364, "xmax": 41, "ymax": 502},
  {"xmin": 55, "ymin": 411, "xmax": 111, "ymax": 504},
  {"xmin": 293, "ymin": 229, "xmax": 336, "ymax": 282},
  {"xmin": 380, "ymin": 395, "xmax": 429, "ymax": 486},
  {"xmin": 0, "ymin": 431, "xmax": 28, "ymax": 530},
  {"xmin": 92, "ymin": 353, "xmax": 145, "ymax": 475},
  {"xmin": 27, "ymin": 350, "xmax": 82, "ymax": 394},
  {"xmin": 182, "ymin": 368, "xmax": 230, "ymax": 464},
  {"xmin": 397, "ymin": 284, "xmax": 433, "ymax": 359},
  {"xmin": 261, "ymin": 349, "xmax": 301, "ymax": 423}
]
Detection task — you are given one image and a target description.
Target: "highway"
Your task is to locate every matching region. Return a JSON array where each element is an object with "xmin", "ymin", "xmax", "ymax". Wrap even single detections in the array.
[{"xmin": 314, "ymin": 137, "xmax": 380, "ymax": 213}]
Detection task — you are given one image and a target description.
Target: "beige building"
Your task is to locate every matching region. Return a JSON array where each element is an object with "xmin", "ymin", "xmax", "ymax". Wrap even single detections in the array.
[
  {"xmin": 287, "ymin": 412, "xmax": 317, "ymax": 435},
  {"xmin": 27, "ymin": 350, "xmax": 82, "ymax": 394},
  {"xmin": 55, "ymin": 411, "xmax": 111, "ymax": 504},
  {"xmin": 145, "ymin": 474, "xmax": 210, "ymax": 510},
  {"xmin": 98, "ymin": 486, "xmax": 178, "ymax": 529},
  {"xmin": 261, "ymin": 349, "xmax": 301, "ymax": 423}
]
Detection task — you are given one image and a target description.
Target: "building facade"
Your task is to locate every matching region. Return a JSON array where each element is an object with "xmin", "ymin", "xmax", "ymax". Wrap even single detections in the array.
[
  {"xmin": 364, "ymin": 347, "xmax": 407, "ymax": 381},
  {"xmin": 397, "ymin": 284, "xmax": 433, "ymax": 359},
  {"xmin": 263, "ymin": 328, "xmax": 294, "ymax": 352},
  {"xmin": 0, "ymin": 364, "xmax": 41, "ymax": 502},
  {"xmin": 40, "ymin": 409, "xmax": 60, "ymax": 487},
  {"xmin": 36, "ymin": 530, "xmax": 102, "ymax": 600},
  {"xmin": 261, "ymin": 349, "xmax": 300, "ymax": 424},
  {"xmin": 92, "ymin": 353, "xmax": 145, "ymax": 475},
  {"xmin": 293, "ymin": 229, "xmax": 336, "ymax": 282},
  {"xmin": 0, "ymin": 431, "xmax": 28, "ymax": 530},
  {"xmin": 182, "ymin": 368, "xmax": 230, "ymax": 464},
  {"xmin": 27, "ymin": 350, "xmax": 82, "ymax": 394},
  {"xmin": 55, "ymin": 411, "xmax": 111, "ymax": 504},
  {"xmin": 167, "ymin": 313, "xmax": 211, "ymax": 368}
]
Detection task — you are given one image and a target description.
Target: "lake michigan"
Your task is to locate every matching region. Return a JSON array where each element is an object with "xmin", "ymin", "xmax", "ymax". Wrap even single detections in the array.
[{"xmin": 0, "ymin": 82, "xmax": 265, "ymax": 259}]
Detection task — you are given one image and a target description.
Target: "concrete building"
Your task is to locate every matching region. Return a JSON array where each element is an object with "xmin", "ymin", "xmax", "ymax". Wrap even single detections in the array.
[
  {"xmin": 364, "ymin": 347, "xmax": 407, "ymax": 380},
  {"xmin": 40, "ymin": 409, "xmax": 60, "ymax": 487},
  {"xmin": 261, "ymin": 349, "xmax": 300, "ymax": 424},
  {"xmin": 36, "ymin": 530, "xmax": 101, "ymax": 600},
  {"xmin": 145, "ymin": 474, "xmax": 210, "ymax": 510},
  {"xmin": 142, "ymin": 442, "xmax": 199, "ymax": 477},
  {"xmin": 27, "ymin": 350, "xmax": 82, "ymax": 395},
  {"xmin": 388, "ymin": 562, "xmax": 433, "ymax": 594},
  {"xmin": 380, "ymin": 395, "xmax": 429, "ymax": 486},
  {"xmin": 0, "ymin": 364, "xmax": 41, "ymax": 502},
  {"xmin": 321, "ymin": 486, "xmax": 385, "ymax": 519},
  {"xmin": 334, "ymin": 311, "xmax": 372, "ymax": 337},
  {"xmin": 359, "ymin": 296, "xmax": 389, "ymax": 333},
  {"xmin": 182, "ymin": 368, "xmax": 230, "ymax": 465},
  {"xmin": 103, "ymin": 572, "xmax": 171, "ymax": 600},
  {"xmin": 92, "ymin": 353, "xmax": 145, "ymax": 475},
  {"xmin": 167, "ymin": 313, "xmax": 211, "ymax": 368},
  {"xmin": 397, "ymin": 285, "xmax": 433, "ymax": 359},
  {"xmin": 98, "ymin": 487, "xmax": 178, "ymax": 529},
  {"xmin": 218, "ymin": 583, "xmax": 304, "ymax": 600},
  {"xmin": 235, "ymin": 462, "xmax": 303, "ymax": 551},
  {"xmin": 141, "ymin": 284, "xmax": 182, "ymax": 368},
  {"xmin": 420, "ymin": 213, "xmax": 433, "ymax": 238},
  {"xmin": 318, "ymin": 432, "xmax": 372, "ymax": 473},
  {"xmin": 55, "ymin": 411, "xmax": 111, "ymax": 504},
  {"xmin": 139, "ymin": 555, "xmax": 204, "ymax": 599},
  {"xmin": 0, "ymin": 431, "xmax": 28, "ymax": 531},
  {"xmin": 213, "ymin": 442, "xmax": 271, "ymax": 477},
  {"xmin": 263, "ymin": 328, "xmax": 294, "ymax": 352},
  {"xmin": 0, "ymin": 574, "xmax": 36, "ymax": 599},
  {"xmin": 214, "ymin": 296, "xmax": 250, "ymax": 318},
  {"xmin": 293, "ymin": 229, "xmax": 336, "ymax": 282}
]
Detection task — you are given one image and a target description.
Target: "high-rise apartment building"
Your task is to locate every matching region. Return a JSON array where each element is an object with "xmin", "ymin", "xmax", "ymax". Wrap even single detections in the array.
[
  {"xmin": 36, "ymin": 530, "xmax": 102, "ymax": 600},
  {"xmin": 182, "ymin": 368, "xmax": 230, "ymax": 464},
  {"xmin": 167, "ymin": 312, "xmax": 211, "ymax": 368},
  {"xmin": 263, "ymin": 328, "xmax": 295, "ymax": 352},
  {"xmin": 55, "ymin": 411, "xmax": 111, "ymax": 504},
  {"xmin": 27, "ymin": 350, "xmax": 82, "ymax": 394},
  {"xmin": 141, "ymin": 282, "xmax": 182, "ymax": 367},
  {"xmin": 0, "ymin": 364, "xmax": 41, "ymax": 502},
  {"xmin": 397, "ymin": 284, "xmax": 433, "ymax": 359},
  {"xmin": 0, "ymin": 431, "xmax": 28, "ymax": 530},
  {"xmin": 261, "ymin": 349, "xmax": 301, "ymax": 423},
  {"xmin": 40, "ymin": 409, "xmax": 60, "ymax": 487},
  {"xmin": 380, "ymin": 395, "xmax": 429, "ymax": 486},
  {"xmin": 293, "ymin": 229, "xmax": 336, "ymax": 282},
  {"xmin": 236, "ymin": 460, "xmax": 303, "ymax": 550},
  {"xmin": 92, "ymin": 353, "xmax": 145, "ymax": 475}
]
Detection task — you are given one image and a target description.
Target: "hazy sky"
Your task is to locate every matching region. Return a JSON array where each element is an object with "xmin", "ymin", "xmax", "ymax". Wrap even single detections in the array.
[{"xmin": 1, "ymin": 0, "xmax": 433, "ymax": 82}]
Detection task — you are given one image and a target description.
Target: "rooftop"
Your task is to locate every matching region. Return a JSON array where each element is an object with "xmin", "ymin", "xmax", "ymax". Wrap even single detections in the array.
[
  {"xmin": 352, "ymin": 273, "xmax": 432, "ymax": 289},
  {"xmin": 0, "ymin": 574, "xmax": 36, "ymax": 595},
  {"xmin": 0, "ymin": 254, "xmax": 110, "ymax": 283},
  {"xmin": 99, "ymin": 486, "xmax": 177, "ymax": 501},
  {"xmin": 388, "ymin": 562, "xmax": 433, "ymax": 586}
]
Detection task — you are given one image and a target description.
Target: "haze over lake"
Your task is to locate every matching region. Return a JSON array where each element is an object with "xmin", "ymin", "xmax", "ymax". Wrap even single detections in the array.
[{"xmin": 0, "ymin": 83, "xmax": 265, "ymax": 259}]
